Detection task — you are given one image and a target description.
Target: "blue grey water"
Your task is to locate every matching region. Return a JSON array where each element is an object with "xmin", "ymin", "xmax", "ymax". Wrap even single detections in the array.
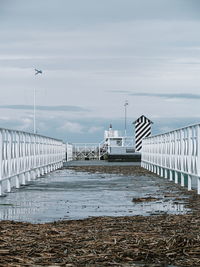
[{"xmin": 0, "ymin": 162, "xmax": 189, "ymax": 223}]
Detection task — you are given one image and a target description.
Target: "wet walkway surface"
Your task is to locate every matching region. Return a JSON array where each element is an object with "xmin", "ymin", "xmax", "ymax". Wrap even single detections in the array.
[
  {"xmin": 65, "ymin": 160, "xmax": 141, "ymax": 167},
  {"xmin": 0, "ymin": 161, "xmax": 190, "ymax": 223}
]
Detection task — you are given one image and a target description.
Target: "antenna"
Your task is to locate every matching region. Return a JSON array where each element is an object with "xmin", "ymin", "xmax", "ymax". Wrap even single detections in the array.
[
  {"xmin": 34, "ymin": 88, "xmax": 36, "ymax": 134},
  {"xmin": 124, "ymin": 100, "xmax": 128, "ymax": 136},
  {"xmin": 34, "ymin": 68, "xmax": 42, "ymax": 134}
]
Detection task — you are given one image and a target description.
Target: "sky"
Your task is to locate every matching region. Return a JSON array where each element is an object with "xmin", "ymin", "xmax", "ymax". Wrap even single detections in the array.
[{"xmin": 1, "ymin": 0, "xmax": 200, "ymax": 142}]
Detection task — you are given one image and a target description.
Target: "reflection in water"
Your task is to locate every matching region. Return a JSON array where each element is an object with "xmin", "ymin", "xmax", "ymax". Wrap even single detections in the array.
[{"xmin": 0, "ymin": 169, "xmax": 190, "ymax": 223}]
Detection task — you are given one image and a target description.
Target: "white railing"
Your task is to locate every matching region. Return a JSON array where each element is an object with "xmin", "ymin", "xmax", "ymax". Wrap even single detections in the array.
[
  {"xmin": 71, "ymin": 137, "xmax": 135, "ymax": 161},
  {"xmin": 0, "ymin": 128, "xmax": 65, "ymax": 196},
  {"xmin": 72, "ymin": 143, "xmax": 100, "ymax": 160},
  {"xmin": 66, "ymin": 143, "xmax": 73, "ymax": 161},
  {"xmin": 141, "ymin": 123, "xmax": 200, "ymax": 194}
]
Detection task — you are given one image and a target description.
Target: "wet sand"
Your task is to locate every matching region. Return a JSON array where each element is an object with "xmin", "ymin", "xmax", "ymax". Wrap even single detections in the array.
[{"xmin": 0, "ymin": 165, "xmax": 200, "ymax": 266}]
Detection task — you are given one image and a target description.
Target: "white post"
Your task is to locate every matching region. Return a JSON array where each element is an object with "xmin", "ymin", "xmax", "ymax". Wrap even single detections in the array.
[
  {"xmin": 27, "ymin": 171, "xmax": 31, "ymax": 182},
  {"xmin": 7, "ymin": 178, "xmax": 11, "ymax": 193},
  {"xmin": 164, "ymin": 169, "xmax": 168, "ymax": 179},
  {"xmin": 15, "ymin": 175, "xmax": 20, "ymax": 189},
  {"xmin": 180, "ymin": 129, "xmax": 184, "ymax": 186},
  {"xmin": 196, "ymin": 125, "xmax": 200, "ymax": 194},
  {"xmin": 169, "ymin": 170, "xmax": 173, "ymax": 181},
  {"xmin": 181, "ymin": 173, "xmax": 184, "ymax": 186},
  {"xmin": 197, "ymin": 177, "xmax": 200, "ymax": 194},
  {"xmin": 157, "ymin": 166, "xmax": 160, "ymax": 176},
  {"xmin": 7, "ymin": 131, "xmax": 12, "ymax": 187},
  {"xmin": 0, "ymin": 182, "xmax": 2, "ymax": 196},
  {"xmin": 40, "ymin": 168, "xmax": 43, "ymax": 175},
  {"xmin": 21, "ymin": 173, "xmax": 26, "ymax": 185},
  {"xmin": 188, "ymin": 175, "xmax": 192, "ymax": 191},
  {"xmin": 37, "ymin": 169, "xmax": 40, "ymax": 178},
  {"xmin": 32, "ymin": 170, "xmax": 36, "ymax": 180},
  {"xmin": 153, "ymin": 165, "xmax": 157, "ymax": 174},
  {"xmin": 151, "ymin": 164, "xmax": 154, "ymax": 172},
  {"xmin": 175, "ymin": 171, "xmax": 178, "ymax": 184},
  {"xmin": 188, "ymin": 127, "xmax": 192, "ymax": 184},
  {"xmin": 160, "ymin": 167, "xmax": 164, "ymax": 177},
  {"xmin": 174, "ymin": 131, "xmax": 178, "ymax": 184}
]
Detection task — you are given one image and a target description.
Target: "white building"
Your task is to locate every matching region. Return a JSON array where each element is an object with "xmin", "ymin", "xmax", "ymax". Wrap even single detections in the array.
[{"xmin": 104, "ymin": 124, "xmax": 134, "ymax": 155}]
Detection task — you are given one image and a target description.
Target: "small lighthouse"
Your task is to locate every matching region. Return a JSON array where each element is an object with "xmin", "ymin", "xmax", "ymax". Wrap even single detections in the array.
[{"xmin": 133, "ymin": 115, "xmax": 153, "ymax": 152}]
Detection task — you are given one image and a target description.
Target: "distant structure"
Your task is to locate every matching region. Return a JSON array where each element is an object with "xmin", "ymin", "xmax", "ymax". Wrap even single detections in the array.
[
  {"xmin": 68, "ymin": 124, "xmax": 138, "ymax": 162},
  {"xmin": 104, "ymin": 124, "xmax": 134, "ymax": 156},
  {"xmin": 134, "ymin": 115, "xmax": 153, "ymax": 152},
  {"xmin": 104, "ymin": 124, "xmax": 123, "ymax": 154}
]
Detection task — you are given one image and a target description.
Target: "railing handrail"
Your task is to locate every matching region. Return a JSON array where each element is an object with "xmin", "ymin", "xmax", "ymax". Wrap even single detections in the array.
[
  {"xmin": 0, "ymin": 127, "xmax": 63, "ymax": 142},
  {"xmin": 144, "ymin": 122, "xmax": 200, "ymax": 139}
]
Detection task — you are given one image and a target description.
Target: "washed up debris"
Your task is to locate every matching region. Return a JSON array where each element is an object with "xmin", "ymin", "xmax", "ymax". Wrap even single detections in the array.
[
  {"xmin": 0, "ymin": 215, "xmax": 199, "ymax": 266},
  {"xmin": 164, "ymin": 193, "xmax": 179, "ymax": 198},
  {"xmin": 66, "ymin": 165, "xmax": 154, "ymax": 176},
  {"xmin": 132, "ymin": 197, "xmax": 161, "ymax": 203}
]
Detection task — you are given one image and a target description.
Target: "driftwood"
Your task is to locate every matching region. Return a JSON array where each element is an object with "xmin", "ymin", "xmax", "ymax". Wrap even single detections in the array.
[
  {"xmin": 132, "ymin": 197, "xmax": 161, "ymax": 203},
  {"xmin": 0, "ymin": 215, "xmax": 200, "ymax": 266},
  {"xmin": 66, "ymin": 165, "xmax": 153, "ymax": 176}
]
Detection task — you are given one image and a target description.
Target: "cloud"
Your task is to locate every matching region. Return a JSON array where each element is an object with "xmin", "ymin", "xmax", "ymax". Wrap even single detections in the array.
[
  {"xmin": 109, "ymin": 90, "xmax": 200, "ymax": 100},
  {"xmin": 88, "ymin": 126, "xmax": 104, "ymax": 134},
  {"xmin": 0, "ymin": 116, "xmax": 33, "ymax": 133},
  {"xmin": 0, "ymin": 105, "xmax": 89, "ymax": 112},
  {"xmin": 17, "ymin": 118, "xmax": 33, "ymax": 131},
  {"xmin": 2, "ymin": 0, "xmax": 200, "ymax": 32},
  {"xmin": 130, "ymin": 92, "xmax": 200, "ymax": 99},
  {"xmin": 59, "ymin": 121, "xmax": 84, "ymax": 134}
]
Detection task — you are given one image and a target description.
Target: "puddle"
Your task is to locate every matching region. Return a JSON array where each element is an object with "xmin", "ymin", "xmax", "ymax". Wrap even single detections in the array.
[{"xmin": 0, "ymin": 168, "xmax": 190, "ymax": 223}]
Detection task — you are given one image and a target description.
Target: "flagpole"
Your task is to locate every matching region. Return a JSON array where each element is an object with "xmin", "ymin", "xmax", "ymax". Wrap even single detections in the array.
[
  {"xmin": 124, "ymin": 100, "xmax": 128, "ymax": 136},
  {"xmin": 34, "ymin": 68, "xmax": 43, "ymax": 134},
  {"xmin": 34, "ymin": 88, "xmax": 36, "ymax": 134}
]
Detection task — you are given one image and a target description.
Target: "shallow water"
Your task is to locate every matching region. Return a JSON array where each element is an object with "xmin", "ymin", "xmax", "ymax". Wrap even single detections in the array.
[{"xmin": 0, "ymin": 168, "xmax": 189, "ymax": 223}]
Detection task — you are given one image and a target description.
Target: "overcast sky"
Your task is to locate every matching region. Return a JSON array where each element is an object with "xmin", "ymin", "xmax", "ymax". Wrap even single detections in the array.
[{"xmin": 1, "ymin": 0, "xmax": 200, "ymax": 142}]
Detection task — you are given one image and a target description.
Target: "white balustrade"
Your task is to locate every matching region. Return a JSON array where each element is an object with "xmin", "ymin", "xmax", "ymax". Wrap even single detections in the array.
[
  {"xmin": 66, "ymin": 143, "xmax": 73, "ymax": 161},
  {"xmin": 0, "ymin": 128, "xmax": 66, "ymax": 196},
  {"xmin": 141, "ymin": 123, "xmax": 200, "ymax": 194}
]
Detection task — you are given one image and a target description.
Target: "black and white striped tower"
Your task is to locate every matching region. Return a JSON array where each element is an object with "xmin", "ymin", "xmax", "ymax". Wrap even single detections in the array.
[{"xmin": 134, "ymin": 115, "xmax": 153, "ymax": 152}]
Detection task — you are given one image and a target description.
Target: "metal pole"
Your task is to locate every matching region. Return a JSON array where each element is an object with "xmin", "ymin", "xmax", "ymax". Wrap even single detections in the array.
[
  {"xmin": 124, "ymin": 100, "xmax": 128, "ymax": 136},
  {"xmin": 34, "ymin": 68, "xmax": 43, "ymax": 134},
  {"xmin": 34, "ymin": 88, "xmax": 36, "ymax": 134},
  {"xmin": 125, "ymin": 104, "xmax": 127, "ymax": 136}
]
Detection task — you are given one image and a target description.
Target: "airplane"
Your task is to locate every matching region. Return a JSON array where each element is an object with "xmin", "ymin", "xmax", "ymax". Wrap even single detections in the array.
[{"xmin": 35, "ymin": 69, "xmax": 43, "ymax": 75}]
